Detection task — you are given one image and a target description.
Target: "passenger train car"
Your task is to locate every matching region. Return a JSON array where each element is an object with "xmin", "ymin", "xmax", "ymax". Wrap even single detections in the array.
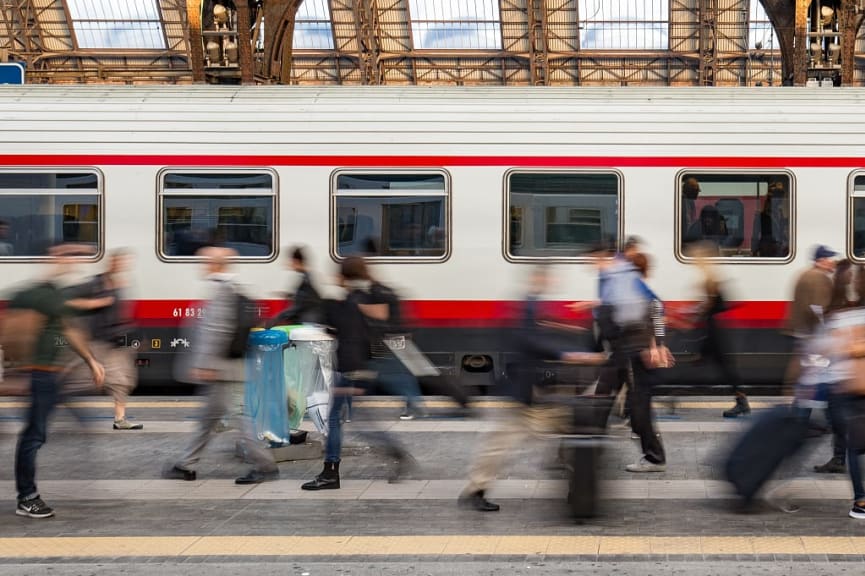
[{"xmin": 2, "ymin": 85, "xmax": 864, "ymax": 391}]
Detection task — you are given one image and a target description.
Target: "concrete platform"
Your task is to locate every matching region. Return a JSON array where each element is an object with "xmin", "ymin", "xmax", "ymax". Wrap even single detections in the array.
[{"xmin": 0, "ymin": 395, "xmax": 862, "ymax": 574}]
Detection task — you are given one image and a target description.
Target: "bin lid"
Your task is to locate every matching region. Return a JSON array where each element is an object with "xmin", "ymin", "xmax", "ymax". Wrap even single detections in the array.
[
  {"xmin": 289, "ymin": 326, "xmax": 334, "ymax": 341},
  {"xmin": 271, "ymin": 325, "xmax": 303, "ymax": 337},
  {"xmin": 248, "ymin": 329, "xmax": 289, "ymax": 346}
]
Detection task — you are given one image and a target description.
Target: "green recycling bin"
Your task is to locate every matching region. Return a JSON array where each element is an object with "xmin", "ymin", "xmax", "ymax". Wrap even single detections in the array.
[{"xmin": 272, "ymin": 325, "xmax": 335, "ymax": 432}]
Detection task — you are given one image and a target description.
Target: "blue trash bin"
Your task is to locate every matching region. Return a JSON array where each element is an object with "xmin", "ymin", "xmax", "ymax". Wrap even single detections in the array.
[{"xmin": 245, "ymin": 329, "xmax": 290, "ymax": 444}]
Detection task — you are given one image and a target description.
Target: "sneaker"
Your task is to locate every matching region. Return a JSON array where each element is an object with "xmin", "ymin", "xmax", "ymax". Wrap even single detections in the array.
[
  {"xmin": 398, "ymin": 412, "xmax": 416, "ymax": 421},
  {"xmin": 113, "ymin": 418, "xmax": 143, "ymax": 430},
  {"xmin": 814, "ymin": 457, "xmax": 846, "ymax": 474},
  {"xmin": 850, "ymin": 501, "xmax": 865, "ymax": 519},
  {"xmin": 626, "ymin": 457, "xmax": 666, "ymax": 473},
  {"xmin": 16, "ymin": 497, "xmax": 54, "ymax": 519}
]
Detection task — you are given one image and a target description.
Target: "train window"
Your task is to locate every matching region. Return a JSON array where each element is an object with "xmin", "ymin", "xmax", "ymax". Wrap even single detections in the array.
[
  {"xmin": 332, "ymin": 171, "xmax": 449, "ymax": 260},
  {"xmin": 0, "ymin": 171, "xmax": 102, "ymax": 259},
  {"xmin": 678, "ymin": 172, "xmax": 792, "ymax": 260},
  {"xmin": 505, "ymin": 171, "xmax": 620, "ymax": 260},
  {"xmin": 849, "ymin": 174, "xmax": 865, "ymax": 260},
  {"xmin": 158, "ymin": 171, "xmax": 276, "ymax": 260}
]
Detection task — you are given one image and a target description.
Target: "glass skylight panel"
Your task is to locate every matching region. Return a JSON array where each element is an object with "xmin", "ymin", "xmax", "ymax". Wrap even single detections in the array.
[
  {"xmin": 409, "ymin": 0, "xmax": 502, "ymax": 50},
  {"xmin": 749, "ymin": 0, "xmax": 776, "ymax": 50},
  {"xmin": 293, "ymin": 0, "xmax": 334, "ymax": 50},
  {"xmin": 66, "ymin": 0, "xmax": 166, "ymax": 49},
  {"xmin": 578, "ymin": 0, "xmax": 669, "ymax": 50}
]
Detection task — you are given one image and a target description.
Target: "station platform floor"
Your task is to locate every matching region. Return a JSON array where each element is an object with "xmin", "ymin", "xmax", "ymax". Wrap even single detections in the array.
[{"xmin": 0, "ymin": 394, "xmax": 863, "ymax": 575}]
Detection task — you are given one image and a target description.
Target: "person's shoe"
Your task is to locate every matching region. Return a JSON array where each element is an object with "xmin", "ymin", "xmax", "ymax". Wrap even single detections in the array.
[
  {"xmin": 458, "ymin": 490, "xmax": 500, "ymax": 512},
  {"xmin": 162, "ymin": 464, "xmax": 196, "ymax": 481},
  {"xmin": 113, "ymin": 418, "xmax": 143, "ymax": 430},
  {"xmin": 814, "ymin": 457, "xmax": 846, "ymax": 474},
  {"xmin": 235, "ymin": 469, "xmax": 279, "ymax": 485},
  {"xmin": 850, "ymin": 501, "xmax": 865, "ymax": 519},
  {"xmin": 398, "ymin": 412, "xmax": 416, "ymax": 421},
  {"xmin": 626, "ymin": 457, "xmax": 666, "ymax": 473},
  {"xmin": 301, "ymin": 462, "xmax": 340, "ymax": 491},
  {"xmin": 723, "ymin": 395, "xmax": 751, "ymax": 418},
  {"xmin": 387, "ymin": 450, "xmax": 418, "ymax": 483},
  {"xmin": 16, "ymin": 496, "xmax": 54, "ymax": 519}
]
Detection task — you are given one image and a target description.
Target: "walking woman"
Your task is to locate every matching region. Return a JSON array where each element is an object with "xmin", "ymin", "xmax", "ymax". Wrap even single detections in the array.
[{"xmin": 689, "ymin": 242, "xmax": 749, "ymax": 418}]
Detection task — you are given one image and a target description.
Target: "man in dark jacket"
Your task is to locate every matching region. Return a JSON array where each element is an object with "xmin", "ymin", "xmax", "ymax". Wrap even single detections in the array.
[
  {"xmin": 459, "ymin": 266, "xmax": 605, "ymax": 511},
  {"xmin": 269, "ymin": 246, "xmax": 322, "ymax": 327}
]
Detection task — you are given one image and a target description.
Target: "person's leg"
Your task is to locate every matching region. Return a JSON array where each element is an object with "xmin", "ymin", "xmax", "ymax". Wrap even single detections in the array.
[
  {"xmin": 461, "ymin": 407, "xmax": 526, "ymax": 510},
  {"xmin": 373, "ymin": 357, "xmax": 424, "ymax": 418},
  {"xmin": 302, "ymin": 391, "xmax": 347, "ymax": 490},
  {"xmin": 15, "ymin": 371, "xmax": 59, "ymax": 515},
  {"xmin": 846, "ymin": 397, "xmax": 865, "ymax": 518},
  {"xmin": 233, "ymin": 380, "xmax": 278, "ymax": 483},
  {"xmin": 109, "ymin": 347, "xmax": 142, "ymax": 429},
  {"xmin": 626, "ymin": 357, "xmax": 666, "ymax": 469},
  {"xmin": 171, "ymin": 383, "xmax": 228, "ymax": 473}
]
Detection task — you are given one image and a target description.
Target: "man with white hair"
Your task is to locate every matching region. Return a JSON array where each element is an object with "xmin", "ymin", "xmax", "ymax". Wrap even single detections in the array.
[{"xmin": 163, "ymin": 246, "xmax": 278, "ymax": 485}]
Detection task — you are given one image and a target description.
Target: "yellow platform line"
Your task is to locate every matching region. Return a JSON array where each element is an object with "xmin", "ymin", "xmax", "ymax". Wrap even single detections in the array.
[
  {"xmin": 0, "ymin": 400, "xmax": 783, "ymax": 410},
  {"xmin": 0, "ymin": 535, "xmax": 861, "ymax": 558}
]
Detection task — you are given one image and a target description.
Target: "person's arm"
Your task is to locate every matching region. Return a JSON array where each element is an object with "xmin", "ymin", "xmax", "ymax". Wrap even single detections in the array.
[
  {"xmin": 66, "ymin": 296, "xmax": 115, "ymax": 311},
  {"xmin": 61, "ymin": 321, "xmax": 105, "ymax": 388}
]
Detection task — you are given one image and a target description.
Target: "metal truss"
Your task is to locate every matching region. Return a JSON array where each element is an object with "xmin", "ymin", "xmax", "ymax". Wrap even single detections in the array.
[
  {"xmin": 1, "ymin": 0, "xmax": 192, "ymax": 83},
  {"xmin": 0, "ymin": 0, "xmax": 858, "ymax": 86}
]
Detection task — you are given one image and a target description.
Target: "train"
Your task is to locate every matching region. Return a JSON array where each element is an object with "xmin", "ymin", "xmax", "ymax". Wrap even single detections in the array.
[{"xmin": 2, "ymin": 85, "xmax": 865, "ymax": 392}]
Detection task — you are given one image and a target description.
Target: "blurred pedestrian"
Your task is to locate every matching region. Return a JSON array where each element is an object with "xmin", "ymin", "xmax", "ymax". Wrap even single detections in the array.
[
  {"xmin": 784, "ymin": 246, "xmax": 836, "ymax": 389},
  {"xmin": 459, "ymin": 265, "xmax": 606, "ymax": 512},
  {"xmin": 364, "ymin": 270, "xmax": 426, "ymax": 420},
  {"xmin": 302, "ymin": 257, "xmax": 414, "ymax": 491},
  {"xmin": 812, "ymin": 259, "xmax": 857, "ymax": 474},
  {"xmin": 61, "ymin": 249, "xmax": 142, "ymax": 429},
  {"xmin": 590, "ymin": 245, "xmax": 672, "ymax": 473},
  {"xmin": 268, "ymin": 245, "xmax": 323, "ymax": 327},
  {"xmin": 4, "ymin": 244, "xmax": 105, "ymax": 518},
  {"xmin": 685, "ymin": 242, "xmax": 750, "ymax": 418},
  {"xmin": 163, "ymin": 247, "xmax": 278, "ymax": 485}
]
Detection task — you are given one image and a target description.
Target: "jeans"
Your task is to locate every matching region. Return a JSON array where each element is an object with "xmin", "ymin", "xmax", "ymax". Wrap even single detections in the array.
[
  {"xmin": 325, "ymin": 374, "xmax": 405, "ymax": 464},
  {"xmin": 369, "ymin": 356, "xmax": 423, "ymax": 411},
  {"xmin": 846, "ymin": 396, "xmax": 865, "ymax": 501},
  {"xmin": 325, "ymin": 392, "xmax": 348, "ymax": 463},
  {"xmin": 15, "ymin": 370, "xmax": 60, "ymax": 501}
]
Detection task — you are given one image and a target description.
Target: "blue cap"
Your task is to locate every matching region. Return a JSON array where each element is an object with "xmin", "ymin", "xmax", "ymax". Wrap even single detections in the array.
[{"xmin": 813, "ymin": 245, "xmax": 838, "ymax": 261}]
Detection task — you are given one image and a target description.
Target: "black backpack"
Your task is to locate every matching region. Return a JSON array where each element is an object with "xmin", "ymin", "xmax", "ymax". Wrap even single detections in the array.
[{"xmin": 226, "ymin": 289, "xmax": 258, "ymax": 359}]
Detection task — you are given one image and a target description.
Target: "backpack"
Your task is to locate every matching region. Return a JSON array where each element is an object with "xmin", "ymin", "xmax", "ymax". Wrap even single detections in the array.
[
  {"xmin": 0, "ymin": 306, "xmax": 47, "ymax": 379},
  {"xmin": 226, "ymin": 289, "xmax": 259, "ymax": 359}
]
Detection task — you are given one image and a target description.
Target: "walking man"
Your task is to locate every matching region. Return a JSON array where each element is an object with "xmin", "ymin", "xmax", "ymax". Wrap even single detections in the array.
[
  {"xmin": 163, "ymin": 247, "xmax": 279, "ymax": 485},
  {"xmin": 7, "ymin": 244, "xmax": 105, "ymax": 518}
]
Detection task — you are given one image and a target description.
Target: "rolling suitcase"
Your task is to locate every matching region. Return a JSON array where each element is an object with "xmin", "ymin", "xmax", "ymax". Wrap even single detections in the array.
[
  {"xmin": 724, "ymin": 404, "xmax": 809, "ymax": 503},
  {"xmin": 565, "ymin": 395, "xmax": 613, "ymax": 518}
]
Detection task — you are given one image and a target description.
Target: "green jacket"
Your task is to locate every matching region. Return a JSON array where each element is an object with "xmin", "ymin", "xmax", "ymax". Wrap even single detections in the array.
[{"xmin": 8, "ymin": 282, "xmax": 71, "ymax": 368}]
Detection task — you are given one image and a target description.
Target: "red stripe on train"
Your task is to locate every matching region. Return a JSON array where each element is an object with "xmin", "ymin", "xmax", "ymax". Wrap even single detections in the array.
[
  {"xmin": 1, "ymin": 154, "xmax": 865, "ymax": 169},
  {"xmin": 131, "ymin": 300, "xmax": 788, "ymax": 330}
]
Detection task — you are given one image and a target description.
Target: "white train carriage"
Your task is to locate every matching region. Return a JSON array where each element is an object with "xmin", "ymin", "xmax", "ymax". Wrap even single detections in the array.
[{"xmin": 1, "ymin": 85, "xmax": 864, "ymax": 389}]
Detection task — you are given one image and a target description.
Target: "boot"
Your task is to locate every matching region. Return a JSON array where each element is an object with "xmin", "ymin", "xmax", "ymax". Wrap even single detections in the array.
[
  {"xmin": 814, "ymin": 456, "xmax": 846, "ymax": 474},
  {"xmin": 458, "ymin": 489, "xmax": 500, "ymax": 512},
  {"xmin": 301, "ymin": 461, "xmax": 340, "ymax": 490},
  {"xmin": 723, "ymin": 394, "xmax": 751, "ymax": 418}
]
